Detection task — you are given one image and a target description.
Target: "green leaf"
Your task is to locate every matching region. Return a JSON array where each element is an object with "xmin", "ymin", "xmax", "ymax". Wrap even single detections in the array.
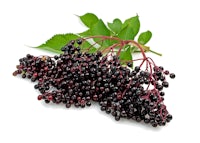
[
  {"xmin": 35, "ymin": 46, "xmax": 62, "ymax": 54},
  {"xmin": 130, "ymin": 46, "xmax": 137, "ymax": 53},
  {"xmin": 81, "ymin": 40, "xmax": 93, "ymax": 50},
  {"xmin": 121, "ymin": 15, "xmax": 140, "ymax": 39},
  {"xmin": 36, "ymin": 33, "xmax": 92, "ymax": 53},
  {"xmin": 118, "ymin": 26, "xmax": 134, "ymax": 40},
  {"xmin": 107, "ymin": 18, "xmax": 122, "ymax": 34},
  {"xmin": 138, "ymin": 30, "xmax": 152, "ymax": 45},
  {"xmin": 119, "ymin": 46, "xmax": 132, "ymax": 62},
  {"xmin": 91, "ymin": 19, "xmax": 110, "ymax": 36},
  {"xmin": 79, "ymin": 13, "xmax": 99, "ymax": 28},
  {"xmin": 88, "ymin": 47, "xmax": 97, "ymax": 53},
  {"xmin": 90, "ymin": 19, "xmax": 111, "ymax": 46},
  {"xmin": 78, "ymin": 30, "xmax": 91, "ymax": 37},
  {"xmin": 37, "ymin": 33, "xmax": 80, "ymax": 53}
]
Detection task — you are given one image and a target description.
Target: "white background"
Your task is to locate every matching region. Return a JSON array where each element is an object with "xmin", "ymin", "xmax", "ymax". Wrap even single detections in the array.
[{"xmin": 0, "ymin": 0, "xmax": 199, "ymax": 143}]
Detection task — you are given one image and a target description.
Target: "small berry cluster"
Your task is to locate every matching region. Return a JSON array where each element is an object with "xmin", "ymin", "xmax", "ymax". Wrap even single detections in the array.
[{"xmin": 13, "ymin": 38, "xmax": 175, "ymax": 127}]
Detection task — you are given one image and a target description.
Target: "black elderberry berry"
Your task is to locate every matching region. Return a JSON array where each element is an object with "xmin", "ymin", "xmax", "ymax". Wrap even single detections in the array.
[
  {"xmin": 162, "ymin": 81, "xmax": 169, "ymax": 88},
  {"xmin": 54, "ymin": 55, "xmax": 59, "ymax": 60},
  {"xmin": 127, "ymin": 62, "xmax": 132, "ymax": 67},
  {"xmin": 31, "ymin": 77, "xmax": 36, "ymax": 82},
  {"xmin": 76, "ymin": 39, "xmax": 82, "ymax": 45},
  {"xmin": 170, "ymin": 73, "xmax": 175, "ymax": 79},
  {"xmin": 136, "ymin": 117, "xmax": 142, "ymax": 122},
  {"xmin": 66, "ymin": 103, "xmax": 71, "ymax": 108},
  {"xmin": 22, "ymin": 74, "xmax": 26, "ymax": 78},
  {"xmin": 144, "ymin": 118, "xmax": 150, "ymax": 123},
  {"xmin": 160, "ymin": 92, "xmax": 165, "ymax": 96},
  {"xmin": 45, "ymin": 100, "xmax": 50, "ymax": 104},
  {"xmin": 156, "ymin": 84, "xmax": 163, "ymax": 91},
  {"xmin": 13, "ymin": 38, "xmax": 176, "ymax": 128},
  {"xmin": 156, "ymin": 71, "xmax": 162, "ymax": 77},
  {"xmin": 86, "ymin": 101, "xmax": 91, "ymax": 106},
  {"xmin": 106, "ymin": 108, "xmax": 111, "ymax": 114},
  {"xmin": 134, "ymin": 66, "xmax": 140, "ymax": 72},
  {"xmin": 164, "ymin": 70, "xmax": 169, "ymax": 75},
  {"xmin": 34, "ymin": 84, "xmax": 39, "ymax": 89},
  {"xmin": 160, "ymin": 75, "xmax": 165, "ymax": 81},
  {"xmin": 151, "ymin": 123, "xmax": 158, "ymax": 127},
  {"xmin": 101, "ymin": 106, "xmax": 106, "ymax": 111},
  {"xmin": 159, "ymin": 66, "xmax": 164, "ymax": 70},
  {"xmin": 166, "ymin": 114, "xmax": 172, "ymax": 122},
  {"xmin": 76, "ymin": 47, "xmax": 81, "ymax": 52},
  {"xmin": 115, "ymin": 116, "xmax": 120, "ymax": 121}
]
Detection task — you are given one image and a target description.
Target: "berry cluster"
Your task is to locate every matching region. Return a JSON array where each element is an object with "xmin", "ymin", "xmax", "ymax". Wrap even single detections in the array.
[{"xmin": 13, "ymin": 38, "xmax": 175, "ymax": 127}]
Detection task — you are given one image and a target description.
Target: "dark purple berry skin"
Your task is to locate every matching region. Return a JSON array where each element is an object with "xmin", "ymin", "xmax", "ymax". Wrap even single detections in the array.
[
  {"xmin": 22, "ymin": 74, "xmax": 26, "ymax": 78},
  {"xmin": 164, "ymin": 70, "xmax": 169, "ymax": 75},
  {"xmin": 160, "ymin": 92, "xmax": 165, "ymax": 96},
  {"xmin": 135, "ymin": 66, "xmax": 140, "ymax": 72},
  {"xmin": 77, "ymin": 39, "xmax": 82, "ymax": 45},
  {"xmin": 13, "ymin": 39, "xmax": 175, "ymax": 127},
  {"xmin": 162, "ymin": 81, "xmax": 169, "ymax": 88},
  {"xmin": 170, "ymin": 73, "xmax": 176, "ymax": 79},
  {"xmin": 127, "ymin": 62, "xmax": 132, "ymax": 67}
]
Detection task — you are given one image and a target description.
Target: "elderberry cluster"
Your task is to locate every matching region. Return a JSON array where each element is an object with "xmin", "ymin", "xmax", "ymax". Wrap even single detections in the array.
[{"xmin": 13, "ymin": 39, "xmax": 175, "ymax": 127}]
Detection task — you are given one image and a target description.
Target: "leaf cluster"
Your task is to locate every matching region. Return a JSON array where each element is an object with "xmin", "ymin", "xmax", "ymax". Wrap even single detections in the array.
[{"xmin": 36, "ymin": 13, "xmax": 154, "ymax": 66}]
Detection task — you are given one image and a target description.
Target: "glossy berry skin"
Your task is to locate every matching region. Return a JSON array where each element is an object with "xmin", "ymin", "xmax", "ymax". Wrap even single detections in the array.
[
  {"xmin": 13, "ymin": 39, "xmax": 175, "ymax": 127},
  {"xmin": 76, "ymin": 39, "xmax": 82, "ymax": 45},
  {"xmin": 127, "ymin": 62, "xmax": 132, "ymax": 67},
  {"xmin": 170, "ymin": 73, "xmax": 176, "ymax": 79},
  {"xmin": 37, "ymin": 95, "xmax": 43, "ymax": 100},
  {"xmin": 162, "ymin": 81, "xmax": 169, "ymax": 88}
]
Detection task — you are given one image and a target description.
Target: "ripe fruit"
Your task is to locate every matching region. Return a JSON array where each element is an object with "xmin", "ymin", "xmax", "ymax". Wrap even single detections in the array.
[{"xmin": 13, "ymin": 36, "xmax": 175, "ymax": 127}]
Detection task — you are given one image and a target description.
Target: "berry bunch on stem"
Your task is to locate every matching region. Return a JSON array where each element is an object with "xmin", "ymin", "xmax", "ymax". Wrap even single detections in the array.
[{"xmin": 13, "ymin": 36, "xmax": 175, "ymax": 127}]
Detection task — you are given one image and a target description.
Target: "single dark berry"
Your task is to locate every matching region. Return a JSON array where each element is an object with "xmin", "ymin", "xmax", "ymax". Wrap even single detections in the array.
[
  {"xmin": 136, "ymin": 117, "xmax": 142, "ymax": 122},
  {"xmin": 37, "ymin": 95, "xmax": 43, "ymax": 100},
  {"xmin": 160, "ymin": 92, "xmax": 165, "ymax": 96},
  {"xmin": 164, "ymin": 70, "xmax": 169, "ymax": 75},
  {"xmin": 54, "ymin": 55, "xmax": 59, "ymax": 60},
  {"xmin": 48, "ymin": 95, "xmax": 53, "ymax": 101},
  {"xmin": 159, "ymin": 66, "xmax": 164, "ymax": 70},
  {"xmin": 134, "ymin": 66, "xmax": 140, "ymax": 72},
  {"xmin": 101, "ymin": 106, "xmax": 106, "ymax": 111},
  {"xmin": 34, "ymin": 84, "xmax": 39, "ymax": 89},
  {"xmin": 170, "ymin": 73, "xmax": 175, "ymax": 79},
  {"xmin": 45, "ymin": 100, "xmax": 50, "ymax": 104},
  {"xmin": 22, "ymin": 74, "xmax": 26, "ymax": 78},
  {"xmin": 127, "ymin": 62, "xmax": 132, "ymax": 67},
  {"xmin": 162, "ymin": 81, "xmax": 169, "ymax": 88},
  {"xmin": 77, "ymin": 39, "xmax": 82, "ymax": 45},
  {"xmin": 115, "ymin": 116, "xmax": 120, "ymax": 121},
  {"xmin": 144, "ymin": 119, "xmax": 150, "ymax": 123},
  {"xmin": 66, "ymin": 103, "xmax": 71, "ymax": 108},
  {"xmin": 156, "ymin": 84, "xmax": 163, "ymax": 91},
  {"xmin": 86, "ymin": 101, "xmax": 91, "ymax": 107},
  {"xmin": 106, "ymin": 108, "xmax": 111, "ymax": 114},
  {"xmin": 13, "ymin": 71, "xmax": 18, "ymax": 76},
  {"xmin": 152, "ymin": 123, "xmax": 158, "ymax": 127},
  {"xmin": 166, "ymin": 114, "xmax": 173, "ymax": 121}
]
